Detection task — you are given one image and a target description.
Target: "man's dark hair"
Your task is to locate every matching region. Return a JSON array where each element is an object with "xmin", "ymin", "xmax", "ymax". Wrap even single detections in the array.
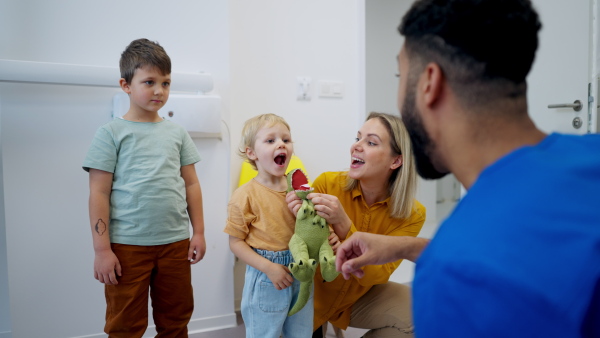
[
  {"xmin": 119, "ymin": 38, "xmax": 171, "ymax": 84},
  {"xmin": 399, "ymin": 0, "xmax": 542, "ymax": 106}
]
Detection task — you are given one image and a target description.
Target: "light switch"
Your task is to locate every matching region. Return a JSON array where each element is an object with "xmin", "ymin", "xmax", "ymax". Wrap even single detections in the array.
[
  {"xmin": 319, "ymin": 80, "xmax": 344, "ymax": 98},
  {"xmin": 297, "ymin": 77, "xmax": 312, "ymax": 101}
]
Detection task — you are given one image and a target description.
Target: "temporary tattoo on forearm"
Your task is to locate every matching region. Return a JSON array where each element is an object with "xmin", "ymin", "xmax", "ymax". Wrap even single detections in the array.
[{"xmin": 95, "ymin": 219, "xmax": 107, "ymax": 236}]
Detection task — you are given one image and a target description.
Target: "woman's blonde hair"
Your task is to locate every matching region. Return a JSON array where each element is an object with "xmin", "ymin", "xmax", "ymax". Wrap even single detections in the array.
[
  {"xmin": 345, "ymin": 112, "xmax": 417, "ymax": 219},
  {"xmin": 238, "ymin": 114, "xmax": 291, "ymax": 171}
]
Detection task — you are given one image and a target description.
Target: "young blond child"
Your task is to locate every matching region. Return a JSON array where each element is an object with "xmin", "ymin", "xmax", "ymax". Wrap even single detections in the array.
[
  {"xmin": 83, "ymin": 38, "xmax": 206, "ymax": 337},
  {"xmin": 224, "ymin": 114, "xmax": 313, "ymax": 337}
]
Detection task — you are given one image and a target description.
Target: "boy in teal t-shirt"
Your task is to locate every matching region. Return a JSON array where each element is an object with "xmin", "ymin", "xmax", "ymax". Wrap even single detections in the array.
[{"xmin": 83, "ymin": 38, "xmax": 206, "ymax": 337}]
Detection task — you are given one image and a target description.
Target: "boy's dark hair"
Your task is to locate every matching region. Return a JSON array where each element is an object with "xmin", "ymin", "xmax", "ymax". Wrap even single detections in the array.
[
  {"xmin": 399, "ymin": 0, "xmax": 542, "ymax": 106},
  {"xmin": 119, "ymin": 38, "xmax": 171, "ymax": 84}
]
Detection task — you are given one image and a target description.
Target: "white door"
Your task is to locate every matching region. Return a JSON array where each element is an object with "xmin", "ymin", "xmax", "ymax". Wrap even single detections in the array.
[{"xmin": 527, "ymin": 0, "xmax": 596, "ymax": 134}]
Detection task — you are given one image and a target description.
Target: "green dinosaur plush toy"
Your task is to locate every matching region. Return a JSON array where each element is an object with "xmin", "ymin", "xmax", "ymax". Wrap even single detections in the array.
[{"xmin": 286, "ymin": 168, "xmax": 339, "ymax": 316}]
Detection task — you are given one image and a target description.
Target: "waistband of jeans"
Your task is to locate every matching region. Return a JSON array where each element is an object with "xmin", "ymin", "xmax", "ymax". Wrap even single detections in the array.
[{"xmin": 252, "ymin": 248, "xmax": 292, "ymax": 260}]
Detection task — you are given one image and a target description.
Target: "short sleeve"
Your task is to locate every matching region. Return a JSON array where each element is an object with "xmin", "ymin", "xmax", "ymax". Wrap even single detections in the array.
[
  {"xmin": 180, "ymin": 130, "xmax": 201, "ymax": 166},
  {"xmin": 82, "ymin": 127, "xmax": 117, "ymax": 173},
  {"xmin": 223, "ymin": 189, "xmax": 255, "ymax": 240}
]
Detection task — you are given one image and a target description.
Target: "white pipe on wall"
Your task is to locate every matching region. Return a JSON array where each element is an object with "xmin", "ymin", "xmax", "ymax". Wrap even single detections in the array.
[{"xmin": 0, "ymin": 59, "xmax": 214, "ymax": 93}]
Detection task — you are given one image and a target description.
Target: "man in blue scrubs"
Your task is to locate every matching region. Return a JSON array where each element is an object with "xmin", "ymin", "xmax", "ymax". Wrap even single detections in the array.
[{"xmin": 336, "ymin": 0, "xmax": 600, "ymax": 336}]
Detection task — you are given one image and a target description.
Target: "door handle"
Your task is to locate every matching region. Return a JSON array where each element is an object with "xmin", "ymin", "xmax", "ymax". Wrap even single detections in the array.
[{"xmin": 547, "ymin": 100, "xmax": 582, "ymax": 111}]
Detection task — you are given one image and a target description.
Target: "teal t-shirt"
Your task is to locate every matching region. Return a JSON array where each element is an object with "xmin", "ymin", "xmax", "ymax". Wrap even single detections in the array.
[{"xmin": 83, "ymin": 118, "xmax": 201, "ymax": 246}]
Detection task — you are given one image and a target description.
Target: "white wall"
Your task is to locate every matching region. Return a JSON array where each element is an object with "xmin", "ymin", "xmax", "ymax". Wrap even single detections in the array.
[
  {"xmin": 0, "ymin": 1, "xmax": 14, "ymax": 334},
  {"xmin": 364, "ymin": 0, "xmax": 440, "ymax": 225},
  {"xmin": 365, "ymin": 0, "xmax": 407, "ymax": 116},
  {"xmin": 365, "ymin": 3, "xmax": 440, "ymax": 204},
  {"xmin": 0, "ymin": 97, "xmax": 10, "ymax": 337},
  {"xmin": 229, "ymin": 0, "xmax": 363, "ymax": 183},
  {"xmin": 0, "ymin": 1, "xmax": 234, "ymax": 337}
]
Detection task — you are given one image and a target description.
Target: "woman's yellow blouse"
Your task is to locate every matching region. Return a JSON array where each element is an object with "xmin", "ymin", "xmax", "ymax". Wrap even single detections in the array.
[{"xmin": 311, "ymin": 171, "xmax": 426, "ymax": 330}]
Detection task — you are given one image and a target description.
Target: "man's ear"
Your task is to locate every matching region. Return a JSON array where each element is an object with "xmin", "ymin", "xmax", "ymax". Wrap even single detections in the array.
[
  {"xmin": 119, "ymin": 78, "xmax": 131, "ymax": 94},
  {"xmin": 421, "ymin": 62, "xmax": 444, "ymax": 108},
  {"xmin": 390, "ymin": 154, "xmax": 403, "ymax": 170}
]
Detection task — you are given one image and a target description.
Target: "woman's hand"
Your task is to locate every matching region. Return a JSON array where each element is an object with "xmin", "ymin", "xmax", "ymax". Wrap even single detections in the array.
[
  {"xmin": 307, "ymin": 193, "xmax": 352, "ymax": 239},
  {"xmin": 286, "ymin": 191, "xmax": 303, "ymax": 216}
]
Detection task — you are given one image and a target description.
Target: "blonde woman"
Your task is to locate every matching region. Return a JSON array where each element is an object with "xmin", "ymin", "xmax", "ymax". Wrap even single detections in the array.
[{"xmin": 287, "ymin": 112, "xmax": 426, "ymax": 338}]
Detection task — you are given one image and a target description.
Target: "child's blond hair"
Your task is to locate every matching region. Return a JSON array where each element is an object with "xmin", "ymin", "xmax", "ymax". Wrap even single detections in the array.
[{"xmin": 239, "ymin": 114, "xmax": 291, "ymax": 171}]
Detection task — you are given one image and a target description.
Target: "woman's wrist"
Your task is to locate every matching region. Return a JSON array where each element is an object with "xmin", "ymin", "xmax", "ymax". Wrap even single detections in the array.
[{"xmin": 333, "ymin": 218, "xmax": 352, "ymax": 240}]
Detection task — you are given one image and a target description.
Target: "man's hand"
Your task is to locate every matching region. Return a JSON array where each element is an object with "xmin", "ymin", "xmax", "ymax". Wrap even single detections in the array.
[{"xmin": 336, "ymin": 232, "xmax": 429, "ymax": 279}]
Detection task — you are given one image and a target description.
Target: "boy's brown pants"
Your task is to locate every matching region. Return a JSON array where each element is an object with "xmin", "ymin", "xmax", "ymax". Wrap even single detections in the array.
[{"xmin": 104, "ymin": 239, "xmax": 193, "ymax": 338}]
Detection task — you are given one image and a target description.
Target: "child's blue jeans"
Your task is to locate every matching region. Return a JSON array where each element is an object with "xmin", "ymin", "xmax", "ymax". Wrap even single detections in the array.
[{"xmin": 241, "ymin": 248, "xmax": 314, "ymax": 338}]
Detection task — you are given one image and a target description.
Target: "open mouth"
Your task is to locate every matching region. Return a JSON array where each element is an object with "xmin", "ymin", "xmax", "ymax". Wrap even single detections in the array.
[
  {"xmin": 351, "ymin": 156, "xmax": 365, "ymax": 165},
  {"xmin": 274, "ymin": 153, "xmax": 287, "ymax": 166}
]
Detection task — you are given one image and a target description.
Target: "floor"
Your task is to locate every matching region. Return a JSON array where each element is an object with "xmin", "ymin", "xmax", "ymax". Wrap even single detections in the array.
[{"xmin": 190, "ymin": 312, "xmax": 368, "ymax": 338}]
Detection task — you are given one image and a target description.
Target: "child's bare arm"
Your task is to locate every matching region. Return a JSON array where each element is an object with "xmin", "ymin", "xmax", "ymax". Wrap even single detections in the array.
[
  {"xmin": 88, "ymin": 169, "xmax": 121, "ymax": 285},
  {"xmin": 181, "ymin": 164, "xmax": 206, "ymax": 264},
  {"xmin": 229, "ymin": 236, "xmax": 294, "ymax": 290}
]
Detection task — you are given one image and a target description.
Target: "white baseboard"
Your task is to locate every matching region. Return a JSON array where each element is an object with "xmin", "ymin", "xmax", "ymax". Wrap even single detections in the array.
[
  {"xmin": 68, "ymin": 313, "xmax": 238, "ymax": 338},
  {"xmin": 0, "ymin": 330, "xmax": 11, "ymax": 338},
  {"xmin": 143, "ymin": 313, "xmax": 237, "ymax": 337},
  {"xmin": 188, "ymin": 312, "xmax": 237, "ymax": 334},
  {"xmin": 71, "ymin": 332, "xmax": 106, "ymax": 338}
]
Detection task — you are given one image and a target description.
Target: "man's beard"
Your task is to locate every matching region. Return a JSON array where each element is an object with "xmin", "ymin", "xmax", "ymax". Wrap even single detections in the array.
[{"xmin": 401, "ymin": 84, "xmax": 449, "ymax": 180}]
